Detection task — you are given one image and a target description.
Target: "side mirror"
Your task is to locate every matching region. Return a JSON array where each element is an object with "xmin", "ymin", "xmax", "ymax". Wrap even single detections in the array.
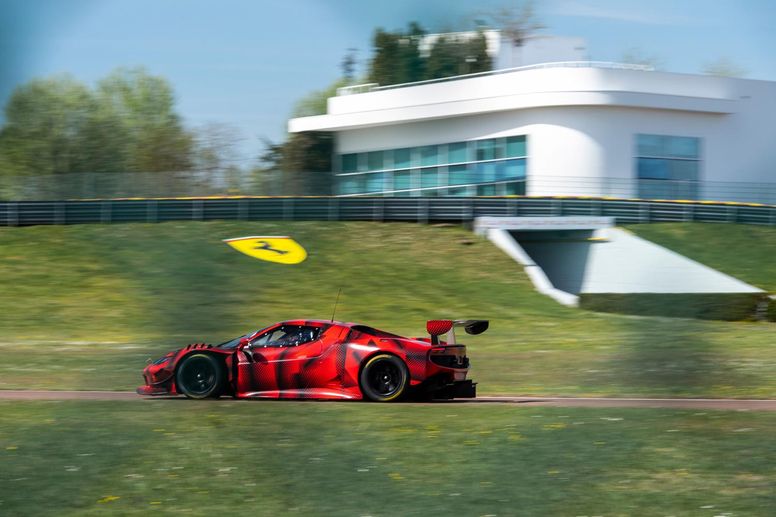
[{"xmin": 239, "ymin": 337, "xmax": 251, "ymax": 349}]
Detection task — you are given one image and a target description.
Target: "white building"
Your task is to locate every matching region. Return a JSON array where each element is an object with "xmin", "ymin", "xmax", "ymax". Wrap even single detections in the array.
[{"xmin": 289, "ymin": 62, "xmax": 776, "ymax": 203}]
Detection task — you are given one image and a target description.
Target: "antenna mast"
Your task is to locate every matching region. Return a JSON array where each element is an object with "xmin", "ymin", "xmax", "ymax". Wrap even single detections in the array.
[{"xmin": 330, "ymin": 288, "xmax": 342, "ymax": 322}]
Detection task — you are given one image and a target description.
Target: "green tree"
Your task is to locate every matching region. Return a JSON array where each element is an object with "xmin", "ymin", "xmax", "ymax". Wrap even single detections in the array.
[
  {"xmin": 368, "ymin": 23, "xmax": 426, "ymax": 85},
  {"xmin": 292, "ymin": 78, "xmax": 350, "ymax": 118},
  {"xmin": 368, "ymin": 22, "xmax": 492, "ymax": 86},
  {"xmin": 280, "ymin": 132, "xmax": 333, "ymax": 196},
  {"xmin": 96, "ymin": 67, "xmax": 193, "ymax": 172},
  {"xmin": 0, "ymin": 75, "xmax": 94, "ymax": 175},
  {"xmin": 0, "ymin": 67, "xmax": 194, "ymax": 177},
  {"xmin": 425, "ymin": 31, "xmax": 491, "ymax": 80},
  {"xmin": 255, "ymin": 132, "xmax": 333, "ymax": 196}
]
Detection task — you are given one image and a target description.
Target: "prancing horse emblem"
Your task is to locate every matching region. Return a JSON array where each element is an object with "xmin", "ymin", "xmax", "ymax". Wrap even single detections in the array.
[
  {"xmin": 223, "ymin": 236, "xmax": 307, "ymax": 264},
  {"xmin": 254, "ymin": 240, "xmax": 289, "ymax": 255}
]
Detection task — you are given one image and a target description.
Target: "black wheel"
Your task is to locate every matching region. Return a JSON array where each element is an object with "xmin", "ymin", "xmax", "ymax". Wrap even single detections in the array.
[
  {"xmin": 176, "ymin": 354, "xmax": 224, "ymax": 399},
  {"xmin": 359, "ymin": 354, "xmax": 409, "ymax": 402}
]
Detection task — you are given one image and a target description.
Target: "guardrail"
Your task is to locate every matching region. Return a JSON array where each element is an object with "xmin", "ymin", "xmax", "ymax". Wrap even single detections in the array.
[{"xmin": 1, "ymin": 197, "xmax": 774, "ymax": 227}]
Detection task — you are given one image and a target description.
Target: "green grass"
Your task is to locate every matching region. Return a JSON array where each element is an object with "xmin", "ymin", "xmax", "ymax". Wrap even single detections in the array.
[
  {"xmin": 627, "ymin": 223, "xmax": 776, "ymax": 292},
  {"xmin": 0, "ymin": 401, "xmax": 774, "ymax": 516},
  {"xmin": 1, "ymin": 221, "xmax": 775, "ymax": 397}
]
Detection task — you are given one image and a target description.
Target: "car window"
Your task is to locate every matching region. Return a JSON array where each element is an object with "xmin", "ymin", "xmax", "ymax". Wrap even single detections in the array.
[{"xmin": 250, "ymin": 325, "xmax": 321, "ymax": 348}]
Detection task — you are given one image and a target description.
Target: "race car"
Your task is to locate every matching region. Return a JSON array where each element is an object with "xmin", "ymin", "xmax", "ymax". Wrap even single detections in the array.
[{"xmin": 137, "ymin": 318, "xmax": 488, "ymax": 402}]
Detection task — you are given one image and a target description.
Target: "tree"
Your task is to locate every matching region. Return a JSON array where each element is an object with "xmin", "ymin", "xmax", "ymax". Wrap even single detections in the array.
[
  {"xmin": 256, "ymin": 132, "xmax": 333, "ymax": 196},
  {"xmin": 368, "ymin": 23, "xmax": 426, "ymax": 85},
  {"xmin": 621, "ymin": 47, "xmax": 663, "ymax": 70},
  {"xmin": 368, "ymin": 22, "xmax": 495, "ymax": 86},
  {"xmin": 702, "ymin": 57, "xmax": 747, "ymax": 78},
  {"xmin": 0, "ymin": 67, "xmax": 194, "ymax": 178},
  {"xmin": 341, "ymin": 48, "xmax": 358, "ymax": 82},
  {"xmin": 0, "ymin": 75, "xmax": 95, "ymax": 176},
  {"xmin": 193, "ymin": 122, "xmax": 243, "ymax": 173},
  {"xmin": 477, "ymin": 1, "xmax": 545, "ymax": 46},
  {"xmin": 425, "ymin": 31, "xmax": 491, "ymax": 80},
  {"xmin": 292, "ymin": 78, "xmax": 350, "ymax": 118},
  {"xmin": 96, "ymin": 67, "xmax": 193, "ymax": 172}
]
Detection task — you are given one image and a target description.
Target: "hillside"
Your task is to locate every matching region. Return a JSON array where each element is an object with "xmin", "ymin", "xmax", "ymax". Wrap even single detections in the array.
[{"xmin": 0, "ymin": 221, "xmax": 774, "ymax": 397}]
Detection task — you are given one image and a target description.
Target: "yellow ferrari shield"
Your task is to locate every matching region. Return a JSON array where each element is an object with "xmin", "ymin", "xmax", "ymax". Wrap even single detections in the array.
[{"xmin": 223, "ymin": 236, "xmax": 307, "ymax": 264}]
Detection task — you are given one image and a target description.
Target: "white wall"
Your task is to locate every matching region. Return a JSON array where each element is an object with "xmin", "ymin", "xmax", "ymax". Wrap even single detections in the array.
[
  {"xmin": 334, "ymin": 102, "xmax": 774, "ymax": 198},
  {"xmin": 290, "ymin": 66, "xmax": 776, "ymax": 200}
]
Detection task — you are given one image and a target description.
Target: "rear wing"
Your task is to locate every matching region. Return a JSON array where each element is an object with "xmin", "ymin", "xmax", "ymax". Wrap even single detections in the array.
[{"xmin": 426, "ymin": 319, "xmax": 489, "ymax": 345}]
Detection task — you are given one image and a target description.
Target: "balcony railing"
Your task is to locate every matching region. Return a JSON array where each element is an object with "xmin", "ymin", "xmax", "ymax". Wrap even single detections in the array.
[{"xmin": 336, "ymin": 61, "xmax": 655, "ymax": 96}]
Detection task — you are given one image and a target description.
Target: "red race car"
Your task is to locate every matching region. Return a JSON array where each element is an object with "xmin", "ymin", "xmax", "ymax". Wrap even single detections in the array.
[{"xmin": 137, "ymin": 319, "xmax": 488, "ymax": 402}]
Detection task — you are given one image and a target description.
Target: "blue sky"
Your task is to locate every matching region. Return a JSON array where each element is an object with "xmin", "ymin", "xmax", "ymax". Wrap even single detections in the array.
[{"xmin": 2, "ymin": 0, "xmax": 775, "ymax": 164}]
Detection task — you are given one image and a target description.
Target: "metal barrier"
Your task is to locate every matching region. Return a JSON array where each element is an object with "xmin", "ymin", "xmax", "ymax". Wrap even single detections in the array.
[
  {"xmin": 1, "ymin": 197, "xmax": 774, "ymax": 227},
  {"xmin": 3, "ymin": 171, "xmax": 775, "ymax": 204}
]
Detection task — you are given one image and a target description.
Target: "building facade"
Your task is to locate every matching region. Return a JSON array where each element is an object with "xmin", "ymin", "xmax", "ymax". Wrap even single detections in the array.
[{"xmin": 289, "ymin": 62, "xmax": 776, "ymax": 203}]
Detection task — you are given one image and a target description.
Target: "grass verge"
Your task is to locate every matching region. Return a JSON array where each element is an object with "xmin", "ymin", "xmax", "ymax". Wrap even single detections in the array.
[{"xmin": 1, "ymin": 401, "xmax": 774, "ymax": 516}]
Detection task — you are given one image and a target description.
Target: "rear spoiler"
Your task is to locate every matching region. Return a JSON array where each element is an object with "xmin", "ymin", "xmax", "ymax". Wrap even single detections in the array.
[{"xmin": 426, "ymin": 319, "xmax": 489, "ymax": 345}]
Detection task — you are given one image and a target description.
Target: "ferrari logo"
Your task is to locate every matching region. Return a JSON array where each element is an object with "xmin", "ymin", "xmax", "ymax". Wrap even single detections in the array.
[{"xmin": 223, "ymin": 236, "xmax": 307, "ymax": 264}]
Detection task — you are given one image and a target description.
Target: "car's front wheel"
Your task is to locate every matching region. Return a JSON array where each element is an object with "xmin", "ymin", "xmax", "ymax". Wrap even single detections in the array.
[
  {"xmin": 176, "ymin": 353, "xmax": 224, "ymax": 399},
  {"xmin": 359, "ymin": 354, "xmax": 409, "ymax": 402}
]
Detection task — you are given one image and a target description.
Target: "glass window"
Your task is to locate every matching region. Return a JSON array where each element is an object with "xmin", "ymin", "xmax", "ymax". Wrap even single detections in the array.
[
  {"xmin": 342, "ymin": 154, "xmax": 358, "ymax": 173},
  {"xmin": 339, "ymin": 174, "xmax": 365, "ymax": 194},
  {"xmin": 637, "ymin": 134, "xmax": 700, "ymax": 159},
  {"xmin": 447, "ymin": 186, "xmax": 471, "ymax": 196},
  {"xmin": 419, "ymin": 145, "xmax": 438, "ymax": 166},
  {"xmin": 637, "ymin": 134, "xmax": 665, "ymax": 156},
  {"xmin": 339, "ymin": 176, "xmax": 355, "ymax": 195},
  {"xmin": 637, "ymin": 158, "xmax": 670, "ymax": 180},
  {"xmin": 448, "ymin": 142, "xmax": 468, "ymax": 163},
  {"xmin": 393, "ymin": 170, "xmax": 412, "ymax": 191},
  {"xmin": 477, "ymin": 184, "xmax": 496, "ymax": 196},
  {"xmin": 367, "ymin": 151, "xmax": 384, "ymax": 171},
  {"xmin": 366, "ymin": 172, "xmax": 385, "ymax": 193},
  {"xmin": 503, "ymin": 159, "xmax": 526, "ymax": 179},
  {"xmin": 636, "ymin": 134, "xmax": 700, "ymax": 200},
  {"xmin": 506, "ymin": 136, "xmax": 527, "ymax": 157},
  {"xmin": 448, "ymin": 164, "xmax": 470, "ymax": 186},
  {"xmin": 475, "ymin": 162, "xmax": 497, "ymax": 183},
  {"xmin": 494, "ymin": 139, "xmax": 505, "ymax": 159},
  {"xmin": 670, "ymin": 160, "xmax": 698, "ymax": 181},
  {"xmin": 420, "ymin": 167, "xmax": 438, "ymax": 188},
  {"xmin": 476, "ymin": 139, "xmax": 496, "ymax": 161},
  {"xmin": 667, "ymin": 137, "xmax": 699, "ymax": 159},
  {"xmin": 393, "ymin": 148, "xmax": 411, "ymax": 169},
  {"xmin": 505, "ymin": 181, "xmax": 526, "ymax": 195}
]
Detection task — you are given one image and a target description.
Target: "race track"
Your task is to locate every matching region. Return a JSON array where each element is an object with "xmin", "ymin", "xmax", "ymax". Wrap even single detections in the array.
[{"xmin": 1, "ymin": 390, "xmax": 776, "ymax": 410}]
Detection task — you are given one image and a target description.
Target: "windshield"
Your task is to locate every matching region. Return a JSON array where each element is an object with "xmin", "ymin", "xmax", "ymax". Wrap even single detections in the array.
[{"xmin": 217, "ymin": 328, "xmax": 266, "ymax": 349}]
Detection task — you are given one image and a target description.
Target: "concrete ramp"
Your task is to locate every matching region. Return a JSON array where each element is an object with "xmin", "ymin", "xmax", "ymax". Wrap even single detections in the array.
[{"xmin": 476, "ymin": 217, "xmax": 763, "ymax": 307}]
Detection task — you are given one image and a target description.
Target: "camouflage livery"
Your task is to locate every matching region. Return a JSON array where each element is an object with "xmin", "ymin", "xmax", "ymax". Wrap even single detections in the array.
[{"xmin": 137, "ymin": 319, "xmax": 484, "ymax": 401}]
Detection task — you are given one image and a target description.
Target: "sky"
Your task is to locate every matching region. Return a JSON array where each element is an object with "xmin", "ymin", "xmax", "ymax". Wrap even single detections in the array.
[{"xmin": 2, "ymin": 0, "xmax": 776, "ymax": 164}]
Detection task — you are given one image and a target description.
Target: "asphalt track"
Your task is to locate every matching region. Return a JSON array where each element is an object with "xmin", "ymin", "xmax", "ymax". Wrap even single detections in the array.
[{"xmin": 1, "ymin": 390, "xmax": 776, "ymax": 410}]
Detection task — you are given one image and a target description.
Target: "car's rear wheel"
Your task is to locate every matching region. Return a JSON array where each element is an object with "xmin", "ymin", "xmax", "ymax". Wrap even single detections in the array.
[
  {"xmin": 359, "ymin": 354, "xmax": 409, "ymax": 402},
  {"xmin": 176, "ymin": 354, "xmax": 224, "ymax": 399}
]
